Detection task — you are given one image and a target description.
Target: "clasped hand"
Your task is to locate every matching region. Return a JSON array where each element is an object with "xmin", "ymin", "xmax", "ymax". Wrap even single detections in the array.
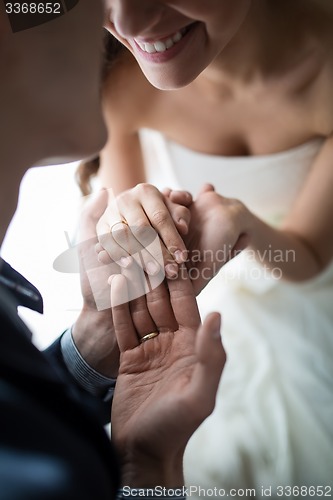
[
  {"xmin": 73, "ymin": 187, "xmax": 226, "ymax": 487},
  {"xmin": 96, "ymin": 183, "xmax": 249, "ymax": 296}
]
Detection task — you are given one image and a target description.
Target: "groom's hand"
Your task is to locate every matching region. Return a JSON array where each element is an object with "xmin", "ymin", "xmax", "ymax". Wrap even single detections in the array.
[{"xmin": 72, "ymin": 189, "xmax": 120, "ymax": 378}]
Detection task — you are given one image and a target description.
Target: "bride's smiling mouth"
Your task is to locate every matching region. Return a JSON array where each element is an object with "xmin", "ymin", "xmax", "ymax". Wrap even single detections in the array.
[{"xmin": 130, "ymin": 22, "xmax": 200, "ymax": 62}]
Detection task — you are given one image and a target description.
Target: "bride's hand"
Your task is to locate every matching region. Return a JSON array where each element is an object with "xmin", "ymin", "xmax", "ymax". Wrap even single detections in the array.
[
  {"xmin": 96, "ymin": 184, "xmax": 192, "ymax": 279},
  {"xmin": 167, "ymin": 184, "xmax": 250, "ymax": 295}
]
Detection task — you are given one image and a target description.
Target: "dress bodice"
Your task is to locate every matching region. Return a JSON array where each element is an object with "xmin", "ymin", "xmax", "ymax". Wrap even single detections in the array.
[{"xmin": 140, "ymin": 129, "xmax": 324, "ymax": 225}]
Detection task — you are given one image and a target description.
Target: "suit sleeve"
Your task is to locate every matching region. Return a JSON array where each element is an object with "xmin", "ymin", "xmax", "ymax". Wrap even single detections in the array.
[{"xmin": 44, "ymin": 331, "xmax": 114, "ymax": 425}]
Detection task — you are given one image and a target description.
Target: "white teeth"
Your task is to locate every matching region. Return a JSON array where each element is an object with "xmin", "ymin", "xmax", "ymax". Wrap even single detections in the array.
[
  {"xmin": 154, "ymin": 41, "xmax": 167, "ymax": 52},
  {"xmin": 172, "ymin": 31, "xmax": 182, "ymax": 43},
  {"xmin": 165, "ymin": 38, "xmax": 174, "ymax": 49},
  {"xmin": 145, "ymin": 43, "xmax": 156, "ymax": 53},
  {"xmin": 136, "ymin": 30, "xmax": 184, "ymax": 54}
]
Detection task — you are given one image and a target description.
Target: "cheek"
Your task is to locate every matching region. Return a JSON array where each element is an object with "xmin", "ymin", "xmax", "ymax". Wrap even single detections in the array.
[
  {"xmin": 204, "ymin": 2, "xmax": 251, "ymax": 49},
  {"xmin": 216, "ymin": 0, "xmax": 251, "ymax": 29}
]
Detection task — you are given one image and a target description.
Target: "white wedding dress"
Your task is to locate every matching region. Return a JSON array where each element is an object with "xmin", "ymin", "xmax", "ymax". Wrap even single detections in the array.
[{"xmin": 140, "ymin": 129, "xmax": 333, "ymax": 497}]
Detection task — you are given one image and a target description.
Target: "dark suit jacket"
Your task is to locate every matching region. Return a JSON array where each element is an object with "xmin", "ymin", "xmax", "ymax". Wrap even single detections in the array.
[{"xmin": 0, "ymin": 284, "xmax": 120, "ymax": 499}]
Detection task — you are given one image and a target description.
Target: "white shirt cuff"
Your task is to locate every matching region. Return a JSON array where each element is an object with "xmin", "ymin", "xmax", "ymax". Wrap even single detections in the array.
[{"xmin": 60, "ymin": 327, "xmax": 116, "ymax": 401}]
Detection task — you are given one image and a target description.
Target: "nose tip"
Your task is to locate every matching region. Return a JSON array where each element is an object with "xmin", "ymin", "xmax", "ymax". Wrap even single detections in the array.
[{"xmin": 112, "ymin": 0, "xmax": 164, "ymax": 39}]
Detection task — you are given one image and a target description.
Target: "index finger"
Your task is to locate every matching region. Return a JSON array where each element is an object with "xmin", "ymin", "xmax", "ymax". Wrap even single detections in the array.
[
  {"xmin": 110, "ymin": 274, "xmax": 139, "ymax": 351},
  {"xmin": 135, "ymin": 184, "xmax": 188, "ymax": 264}
]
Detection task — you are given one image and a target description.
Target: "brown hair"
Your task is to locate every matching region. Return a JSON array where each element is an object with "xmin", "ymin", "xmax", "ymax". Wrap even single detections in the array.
[{"xmin": 76, "ymin": 31, "xmax": 124, "ymax": 196}]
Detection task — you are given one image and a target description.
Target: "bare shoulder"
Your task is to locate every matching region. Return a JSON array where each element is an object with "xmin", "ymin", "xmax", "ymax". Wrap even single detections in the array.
[{"xmin": 102, "ymin": 49, "xmax": 158, "ymax": 131}]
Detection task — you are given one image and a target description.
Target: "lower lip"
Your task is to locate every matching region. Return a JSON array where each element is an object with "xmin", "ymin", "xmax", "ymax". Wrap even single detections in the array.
[{"xmin": 132, "ymin": 23, "xmax": 199, "ymax": 64}]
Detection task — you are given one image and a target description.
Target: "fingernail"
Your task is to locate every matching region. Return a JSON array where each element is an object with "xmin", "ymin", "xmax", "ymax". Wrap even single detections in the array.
[
  {"xmin": 178, "ymin": 218, "xmax": 188, "ymax": 229},
  {"xmin": 212, "ymin": 330, "xmax": 221, "ymax": 340},
  {"xmin": 95, "ymin": 243, "xmax": 103, "ymax": 253},
  {"xmin": 146, "ymin": 261, "xmax": 160, "ymax": 276},
  {"xmin": 108, "ymin": 275, "xmax": 116, "ymax": 286},
  {"xmin": 211, "ymin": 315, "xmax": 221, "ymax": 339},
  {"xmin": 119, "ymin": 256, "xmax": 132, "ymax": 268},
  {"xmin": 165, "ymin": 263, "xmax": 178, "ymax": 278},
  {"xmin": 174, "ymin": 249, "xmax": 187, "ymax": 264},
  {"xmin": 97, "ymin": 251, "xmax": 110, "ymax": 265}
]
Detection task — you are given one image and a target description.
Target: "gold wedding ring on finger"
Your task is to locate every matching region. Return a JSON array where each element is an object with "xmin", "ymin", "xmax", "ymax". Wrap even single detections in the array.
[
  {"xmin": 140, "ymin": 331, "xmax": 160, "ymax": 344},
  {"xmin": 110, "ymin": 219, "xmax": 128, "ymax": 233}
]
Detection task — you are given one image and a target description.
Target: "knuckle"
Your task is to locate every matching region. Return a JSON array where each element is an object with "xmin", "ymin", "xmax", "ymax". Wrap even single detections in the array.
[
  {"xmin": 118, "ymin": 191, "xmax": 131, "ymax": 206},
  {"xmin": 97, "ymin": 231, "xmax": 109, "ymax": 247},
  {"xmin": 151, "ymin": 209, "xmax": 169, "ymax": 227},
  {"xmin": 96, "ymin": 219, "xmax": 108, "ymax": 237},
  {"xmin": 135, "ymin": 182, "xmax": 159, "ymax": 197},
  {"xmin": 111, "ymin": 224, "xmax": 129, "ymax": 240},
  {"xmin": 131, "ymin": 218, "xmax": 150, "ymax": 239}
]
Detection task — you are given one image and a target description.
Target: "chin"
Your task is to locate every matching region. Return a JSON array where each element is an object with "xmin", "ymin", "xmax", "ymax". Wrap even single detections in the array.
[
  {"xmin": 145, "ymin": 69, "xmax": 201, "ymax": 91},
  {"xmin": 140, "ymin": 59, "xmax": 206, "ymax": 90}
]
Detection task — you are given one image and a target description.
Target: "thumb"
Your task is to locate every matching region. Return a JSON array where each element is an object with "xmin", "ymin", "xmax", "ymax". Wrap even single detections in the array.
[
  {"xmin": 197, "ymin": 183, "xmax": 215, "ymax": 197},
  {"xmin": 188, "ymin": 313, "xmax": 226, "ymax": 416}
]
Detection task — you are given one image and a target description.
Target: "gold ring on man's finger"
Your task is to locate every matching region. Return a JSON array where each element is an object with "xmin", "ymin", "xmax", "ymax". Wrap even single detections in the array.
[{"xmin": 140, "ymin": 331, "xmax": 160, "ymax": 343}]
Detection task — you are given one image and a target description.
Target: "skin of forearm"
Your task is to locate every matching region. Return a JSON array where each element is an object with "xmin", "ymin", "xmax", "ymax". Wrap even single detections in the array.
[
  {"xmin": 245, "ymin": 210, "xmax": 323, "ymax": 282},
  {"xmin": 72, "ymin": 308, "xmax": 119, "ymax": 378}
]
